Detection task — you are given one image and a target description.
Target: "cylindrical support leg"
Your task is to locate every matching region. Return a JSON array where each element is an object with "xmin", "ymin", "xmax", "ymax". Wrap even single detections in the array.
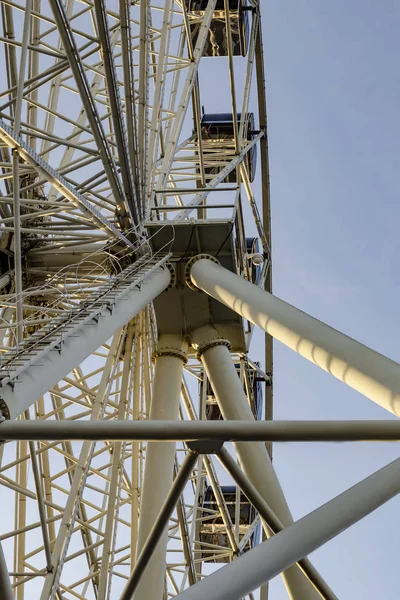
[
  {"xmin": 189, "ymin": 258, "xmax": 400, "ymax": 417},
  {"xmin": 193, "ymin": 326, "xmax": 322, "ymax": 600},
  {"xmin": 133, "ymin": 335, "xmax": 187, "ymax": 600},
  {"xmin": 0, "ymin": 541, "xmax": 14, "ymax": 600},
  {"xmin": 217, "ymin": 447, "xmax": 337, "ymax": 600},
  {"xmin": 122, "ymin": 450, "xmax": 198, "ymax": 600},
  {"xmin": 176, "ymin": 455, "xmax": 400, "ymax": 600}
]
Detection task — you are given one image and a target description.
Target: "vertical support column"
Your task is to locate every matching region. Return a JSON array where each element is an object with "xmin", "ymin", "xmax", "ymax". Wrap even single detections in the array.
[
  {"xmin": 12, "ymin": 151, "xmax": 23, "ymax": 345},
  {"xmin": 37, "ymin": 397, "xmax": 56, "ymax": 552},
  {"xmin": 0, "ymin": 542, "xmax": 14, "ymax": 600},
  {"xmin": 13, "ymin": 0, "xmax": 32, "ymax": 347},
  {"xmin": 98, "ymin": 323, "xmax": 135, "ymax": 600},
  {"xmin": 14, "ymin": 438, "xmax": 27, "ymax": 599},
  {"xmin": 133, "ymin": 335, "xmax": 188, "ymax": 600},
  {"xmin": 131, "ymin": 319, "xmax": 142, "ymax": 568},
  {"xmin": 192, "ymin": 326, "xmax": 322, "ymax": 600},
  {"xmin": 138, "ymin": 0, "xmax": 148, "ymax": 208}
]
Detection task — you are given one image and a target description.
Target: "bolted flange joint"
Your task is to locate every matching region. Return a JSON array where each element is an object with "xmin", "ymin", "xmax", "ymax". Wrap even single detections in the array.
[
  {"xmin": 152, "ymin": 347, "xmax": 188, "ymax": 365},
  {"xmin": 164, "ymin": 261, "xmax": 177, "ymax": 290},
  {"xmin": 0, "ymin": 397, "xmax": 10, "ymax": 421},
  {"xmin": 184, "ymin": 254, "xmax": 219, "ymax": 291},
  {"xmin": 196, "ymin": 338, "xmax": 231, "ymax": 361}
]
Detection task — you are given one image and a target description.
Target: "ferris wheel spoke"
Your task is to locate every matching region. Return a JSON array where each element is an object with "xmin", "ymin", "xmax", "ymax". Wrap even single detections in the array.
[
  {"xmin": 92, "ymin": 0, "xmax": 140, "ymax": 226},
  {"xmin": 157, "ymin": 0, "xmax": 217, "ymax": 187},
  {"xmin": 0, "ymin": 119, "xmax": 131, "ymax": 244}
]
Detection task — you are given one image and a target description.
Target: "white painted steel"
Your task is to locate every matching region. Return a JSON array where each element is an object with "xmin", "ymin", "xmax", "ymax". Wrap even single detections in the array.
[
  {"xmin": 217, "ymin": 447, "xmax": 338, "ymax": 600},
  {"xmin": 0, "ymin": 541, "xmax": 14, "ymax": 600},
  {"xmin": 4, "ymin": 419, "xmax": 400, "ymax": 442},
  {"xmin": 0, "ymin": 2, "xmax": 390, "ymax": 597},
  {"xmin": 157, "ymin": 0, "xmax": 217, "ymax": 185},
  {"xmin": 12, "ymin": 151, "xmax": 23, "ymax": 346},
  {"xmin": 192, "ymin": 326, "xmax": 321, "ymax": 600},
  {"xmin": 176, "ymin": 133, "xmax": 263, "ymax": 220},
  {"xmin": 123, "ymin": 451, "xmax": 198, "ymax": 600},
  {"xmin": 175, "ymin": 455, "xmax": 400, "ymax": 600},
  {"xmin": 40, "ymin": 333, "xmax": 123, "ymax": 600},
  {"xmin": 97, "ymin": 324, "xmax": 135, "ymax": 600},
  {"xmin": 146, "ymin": 0, "xmax": 173, "ymax": 192},
  {"xmin": 0, "ymin": 120, "xmax": 133, "ymax": 247},
  {"xmin": 1, "ymin": 265, "xmax": 170, "ymax": 419},
  {"xmin": 133, "ymin": 335, "xmax": 187, "ymax": 600},
  {"xmin": 12, "ymin": 0, "xmax": 31, "ymax": 351},
  {"xmin": 190, "ymin": 259, "xmax": 400, "ymax": 417}
]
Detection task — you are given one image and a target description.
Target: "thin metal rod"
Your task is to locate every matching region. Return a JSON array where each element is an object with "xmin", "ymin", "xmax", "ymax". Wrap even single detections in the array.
[
  {"xmin": 12, "ymin": 0, "xmax": 32, "ymax": 348},
  {"xmin": 217, "ymin": 447, "xmax": 338, "ymax": 600},
  {"xmin": 120, "ymin": 450, "xmax": 198, "ymax": 600},
  {"xmin": 40, "ymin": 333, "xmax": 123, "ymax": 600},
  {"xmin": 12, "ymin": 150, "xmax": 23, "ymax": 344},
  {"xmin": 0, "ymin": 541, "xmax": 14, "ymax": 600},
  {"xmin": 97, "ymin": 325, "xmax": 134, "ymax": 600},
  {"xmin": 14, "ymin": 0, "xmax": 32, "ymax": 132},
  {"xmin": 9, "ymin": 0, "xmax": 32, "ymax": 345},
  {"xmin": 223, "ymin": 0, "xmax": 239, "ymax": 154},
  {"xmin": 175, "ymin": 455, "xmax": 400, "ymax": 600},
  {"xmin": 3, "ymin": 420, "xmax": 400, "ymax": 441},
  {"xmin": 25, "ymin": 413, "xmax": 53, "ymax": 572}
]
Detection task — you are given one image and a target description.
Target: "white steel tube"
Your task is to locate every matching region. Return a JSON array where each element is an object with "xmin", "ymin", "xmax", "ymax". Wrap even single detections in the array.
[
  {"xmin": 193, "ymin": 326, "xmax": 321, "ymax": 600},
  {"xmin": 97, "ymin": 323, "xmax": 134, "ymax": 600},
  {"xmin": 4, "ymin": 419, "xmax": 400, "ymax": 442},
  {"xmin": 133, "ymin": 335, "xmax": 187, "ymax": 600},
  {"xmin": 40, "ymin": 333, "xmax": 122, "ymax": 600},
  {"xmin": 190, "ymin": 259, "xmax": 400, "ymax": 417},
  {"xmin": 122, "ymin": 450, "xmax": 198, "ymax": 600},
  {"xmin": 12, "ymin": 151, "xmax": 23, "ymax": 345},
  {"xmin": 1, "ymin": 265, "xmax": 170, "ymax": 420},
  {"xmin": 217, "ymin": 447, "xmax": 337, "ymax": 600},
  {"xmin": 157, "ymin": 0, "xmax": 217, "ymax": 184},
  {"xmin": 175, "ymin": 455, "xmax": 400, "ymax": 600},
  {"xmin": 0, "ymin": 541, "xmax": 14, "ymax": 600}
]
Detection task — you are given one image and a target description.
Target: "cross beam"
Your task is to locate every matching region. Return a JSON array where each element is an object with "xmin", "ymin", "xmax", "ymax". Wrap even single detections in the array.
[{"xmin": 1, "ymin": 420, "xmax": 400, "ymax": 441}]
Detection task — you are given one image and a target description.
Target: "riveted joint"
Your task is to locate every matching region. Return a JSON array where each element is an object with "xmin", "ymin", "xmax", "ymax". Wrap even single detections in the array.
[
  {"xmin": 152, "ymin": 347, "xmax": 188, "ymax": 364},
  {"xmin": 196, "ymin": 338, "xmax": 231, "ymax": 360},
  {"xmin": 185, "ymin": 254, "xmax": 220, "ymax": 291}
]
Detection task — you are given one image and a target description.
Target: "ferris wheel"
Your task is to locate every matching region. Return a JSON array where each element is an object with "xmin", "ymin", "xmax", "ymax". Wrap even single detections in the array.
[{"xmin": 0, "ymin": 1, "xmax": 399, "ymax": 599}]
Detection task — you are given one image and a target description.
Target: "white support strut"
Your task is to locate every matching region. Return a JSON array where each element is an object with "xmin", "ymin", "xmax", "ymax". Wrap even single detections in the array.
[
  {"xmin": 192, "ymin": 326, "xmax": 322, "ymax": 600},
  {"xmin": 174, "ymin": 455, "xmax": 400, "ymax": 600},
  {"xmin": 189, "ymin": 258, "xmax": 400, "ymax": 417},
  {"xmin": 2, "ymin": 419, "xmax": 400, "ymax": 442},
  {"xmin": 0, "ymin": 260, "xmax": 170, "ymax": 420},
  {"xmin": 133, "ymin": 335, "xmax": 188, "ymax": 600},
  {"xmin": 0, "ymin": 542, "xmax": 13, "ymax": 600}
]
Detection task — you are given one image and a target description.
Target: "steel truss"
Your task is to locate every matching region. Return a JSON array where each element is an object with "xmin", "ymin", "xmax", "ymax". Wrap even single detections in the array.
[{"xmin": 0, "ymin": 1, "xmax": 397, "ymax": 599}]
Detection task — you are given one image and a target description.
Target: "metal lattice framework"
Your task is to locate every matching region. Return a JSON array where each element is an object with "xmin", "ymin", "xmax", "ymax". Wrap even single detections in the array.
[{"xmin": 0, "ymin": 1, "xmax": 399, "ymax": 600}]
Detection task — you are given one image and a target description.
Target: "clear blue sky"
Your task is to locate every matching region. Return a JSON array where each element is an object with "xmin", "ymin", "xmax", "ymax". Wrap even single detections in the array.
[
  {"xmin": 262, "ymin": 1, "xmax": 400, "ymax": 598},
  {"xmin": 198, "ymin": 2, "xmax": 400, "ymax": 597}
]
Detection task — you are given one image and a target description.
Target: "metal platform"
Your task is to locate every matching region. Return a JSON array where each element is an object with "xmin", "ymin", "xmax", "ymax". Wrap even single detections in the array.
[{"xmin": 146, "ymin": 219, "xmax": 252, "ymax": 352}]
